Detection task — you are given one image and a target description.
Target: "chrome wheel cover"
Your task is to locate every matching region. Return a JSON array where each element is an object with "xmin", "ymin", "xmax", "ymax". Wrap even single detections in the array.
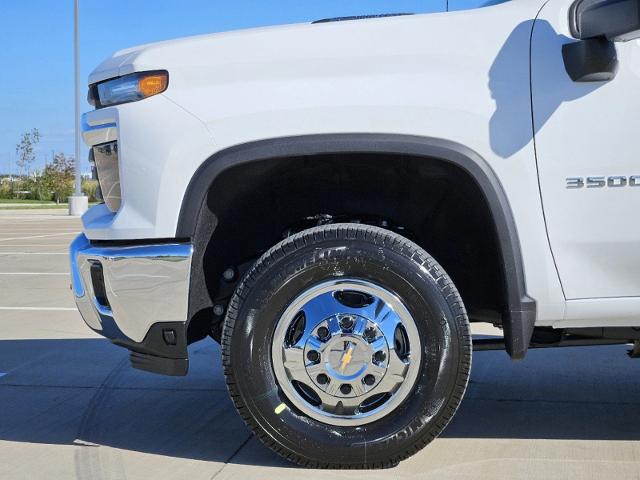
[{"xmin": 271, "ymin": 279, "xmax": 422, "ymax": 426}]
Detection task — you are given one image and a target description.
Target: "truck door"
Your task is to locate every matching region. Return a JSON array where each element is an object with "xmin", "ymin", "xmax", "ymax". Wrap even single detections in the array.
[{"xmin": 530, "ymin": 0, "xmax": 640, "ymax": 299}]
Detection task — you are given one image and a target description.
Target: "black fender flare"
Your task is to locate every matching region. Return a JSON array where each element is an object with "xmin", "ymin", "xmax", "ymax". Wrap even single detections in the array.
[{"xmin": 177, "ymin": 134, "xmax": 536, "ymax": 359}]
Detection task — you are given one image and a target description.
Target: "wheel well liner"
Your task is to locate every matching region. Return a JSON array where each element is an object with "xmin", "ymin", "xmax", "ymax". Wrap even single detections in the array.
[{"xmin": 177, "ymin": 134, "xmax": 536, "ymax": 359}]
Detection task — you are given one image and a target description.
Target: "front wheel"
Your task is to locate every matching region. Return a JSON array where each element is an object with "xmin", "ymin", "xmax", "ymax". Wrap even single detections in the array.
[{"xmin": 222, "ymin": 224, "xmax": 471, "ymax": 468}]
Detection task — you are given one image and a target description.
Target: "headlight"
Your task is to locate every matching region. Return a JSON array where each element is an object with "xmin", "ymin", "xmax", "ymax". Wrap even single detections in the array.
[{"xmin": 88, "ymin": 71, "xmax": 168, "ymax": 108}]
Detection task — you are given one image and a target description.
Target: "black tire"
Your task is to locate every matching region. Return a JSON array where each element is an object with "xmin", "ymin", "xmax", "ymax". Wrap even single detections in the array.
[{"xmin": 222, "ymin": 224, "xmax": 471, "ymax": 468}]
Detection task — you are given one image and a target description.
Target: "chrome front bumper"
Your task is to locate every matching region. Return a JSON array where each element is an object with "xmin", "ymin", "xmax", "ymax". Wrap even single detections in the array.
[{"xmin": 70, "ymin": 234, "xmax": 193, "ymax": 344}]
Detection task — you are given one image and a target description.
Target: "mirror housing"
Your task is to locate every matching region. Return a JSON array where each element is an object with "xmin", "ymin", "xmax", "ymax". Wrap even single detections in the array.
[{"xmin": 570, "ymin": 0, "xmax": 640, "ymax": 41}]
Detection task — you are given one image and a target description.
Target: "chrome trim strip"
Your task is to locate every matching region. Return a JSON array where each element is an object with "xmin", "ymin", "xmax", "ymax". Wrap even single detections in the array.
[
  {"xmin": 69, "ymin": 234, "xmax": 193, "ymax": 343},
  {"xmin": 81, "ymin": 117, "xmax": 117, "ymax": 132}
]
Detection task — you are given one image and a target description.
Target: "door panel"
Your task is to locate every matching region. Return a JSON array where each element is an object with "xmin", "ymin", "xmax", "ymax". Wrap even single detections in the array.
[{"xmin": 531, "ymin": 0, "xmax": 640, "ymax": 300}]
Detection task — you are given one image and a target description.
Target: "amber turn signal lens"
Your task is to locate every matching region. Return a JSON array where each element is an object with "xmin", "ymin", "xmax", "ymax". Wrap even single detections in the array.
[
  {"xmin": 94, "ymin": 71, "xmax": 169, "ymax": 107},
  {"xmin": 138, "ymin": 73, "xmax": 168, "ymax": 98}
]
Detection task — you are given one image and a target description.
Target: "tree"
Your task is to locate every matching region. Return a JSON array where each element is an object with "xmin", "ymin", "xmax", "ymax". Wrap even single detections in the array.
[
  {"xmin": 42, "ymin": 153, "xmax": 75, "ymax": 204},
  {"xmin": 15, "ymin": 128, "xmax": 41, "ymax": 176}
]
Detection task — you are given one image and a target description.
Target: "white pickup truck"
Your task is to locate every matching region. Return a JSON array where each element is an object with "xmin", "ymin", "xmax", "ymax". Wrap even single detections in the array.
[{"xmin": 70, "ymin": 0, "xmax": 640, "ymax": 468}]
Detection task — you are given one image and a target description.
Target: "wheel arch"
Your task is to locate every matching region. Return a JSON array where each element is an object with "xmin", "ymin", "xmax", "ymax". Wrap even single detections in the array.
[{"xmin": 177, "ymin": 133, "xmax": 536, "ymax": 359}]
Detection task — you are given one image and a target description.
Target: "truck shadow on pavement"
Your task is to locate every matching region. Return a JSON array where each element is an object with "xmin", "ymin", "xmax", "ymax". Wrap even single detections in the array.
[{"xmin": 0, "ymin": 338, "xmax": 639, "ymax": 467}]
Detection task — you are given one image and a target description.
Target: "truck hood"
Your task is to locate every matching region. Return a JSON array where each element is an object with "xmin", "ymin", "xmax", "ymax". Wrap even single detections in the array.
[{"xmin": 88, "ymin": 14, "xmax": 429, "ymax": 85}]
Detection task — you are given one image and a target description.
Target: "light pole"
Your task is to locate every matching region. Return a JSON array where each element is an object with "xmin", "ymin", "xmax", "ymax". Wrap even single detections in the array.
[{"xmin": 69, "ymin": 0, "xmax": 88, "ymax": 215}]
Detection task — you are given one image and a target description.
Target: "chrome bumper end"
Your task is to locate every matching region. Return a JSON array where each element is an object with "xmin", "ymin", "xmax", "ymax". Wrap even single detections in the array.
[{"xmin": 69, "ymin": 234, "xmax": 193, "ymax": 345}]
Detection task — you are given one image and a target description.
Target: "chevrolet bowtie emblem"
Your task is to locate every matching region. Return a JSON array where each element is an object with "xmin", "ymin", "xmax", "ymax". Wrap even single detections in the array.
[{"xmin": 339, "ymin": 342, "xmax": 356, "ymax": 373}]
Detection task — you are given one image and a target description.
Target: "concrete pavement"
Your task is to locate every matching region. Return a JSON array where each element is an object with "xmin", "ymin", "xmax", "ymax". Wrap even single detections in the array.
[{"xmin": 0, "ymin": 209, "xmax": 639, "ymax": 480}]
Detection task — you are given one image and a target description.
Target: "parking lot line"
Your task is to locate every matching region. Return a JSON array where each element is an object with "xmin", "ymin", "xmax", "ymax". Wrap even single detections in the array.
[
  {"xmin": 0, "ymin": 228, "xmax": 77, "ymax": 231},
  {"xmin": 0, "ymin": 231, "xmax": 78, "ymax": 235},
  {"xmin": 0, "ymin": 226, "xmax": 80, "ymax": 229},
  {"xmin": 0, "ymin": 232, "xmax": 78, "ymax": 242},
  {"xmin": 0, "ymin": 244, "xmax": 71, "ymax": 246},
  {"xmin": 0, "ymin": 307, "xmax": 77, "ymax": 311},
  {"xmin": 0, "ymin": 272, "xmax": 68, "ymax": 276},
  {"xmin": 0, "ymin": 252, "xmax": 67, "ymax": 255},
  {"xmin": 0, "ymin": 229, "xmax": 80, "ymax": 232}
]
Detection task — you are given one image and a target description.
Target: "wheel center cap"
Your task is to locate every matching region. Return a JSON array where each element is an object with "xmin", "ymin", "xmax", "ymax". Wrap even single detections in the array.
[
  {"xmin": 302, "ymin": 312, "xmax": 394, "ymax": 398},
  {"xmin": 326, "ymin": 337, "xmax": 369, "ymax": 378}
]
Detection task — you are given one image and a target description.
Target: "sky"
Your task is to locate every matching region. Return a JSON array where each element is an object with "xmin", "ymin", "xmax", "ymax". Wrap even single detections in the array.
[{"xmin": 0, "ymin": 0, "xmax": 489, "ymax": 175}]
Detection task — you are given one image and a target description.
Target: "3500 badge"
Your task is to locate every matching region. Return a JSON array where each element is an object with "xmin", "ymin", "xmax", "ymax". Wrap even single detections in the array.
[{"xmin": 566, "ymin": 176, "xmax": 640, "ymax": 189}]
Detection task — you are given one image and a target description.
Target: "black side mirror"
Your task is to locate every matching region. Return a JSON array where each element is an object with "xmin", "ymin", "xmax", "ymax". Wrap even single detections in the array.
[
  {"xmin": 562, "ymin": 0, "xmax": 639, "ymax": 82},
  {"xmin": 570, "ymin": 0, "xmax": 640, "ymax": 42}
]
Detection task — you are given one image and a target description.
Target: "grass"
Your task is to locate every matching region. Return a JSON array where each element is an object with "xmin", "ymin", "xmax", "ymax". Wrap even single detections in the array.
[
  {"xmin": 0, "ymin": 199, "xmax": 60, "ymax": 204},
  {"xmin": 0, "ymin": 200, "xmax": 99, "ymax": 210},
  {"xmin": 0, "ymin": 205, "xmax": 72, "ymax": 210}
]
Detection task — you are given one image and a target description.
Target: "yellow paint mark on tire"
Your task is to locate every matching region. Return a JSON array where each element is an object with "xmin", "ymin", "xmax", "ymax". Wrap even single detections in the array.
[{"xmin": 274, "ymin": 403, "xmax": 287, "ymax": 414}]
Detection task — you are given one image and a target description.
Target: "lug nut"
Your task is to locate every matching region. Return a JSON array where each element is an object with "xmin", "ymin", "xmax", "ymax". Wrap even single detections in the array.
[
  {"xmin": 222, "ymin": 268, "xmax": 236, "ymax": 282},
  {"xmin": 317, "ymin": 326, "xmax": 330, "ymax": 340},
  {"xmin": 340, "ymin": 384, "xmax": 352, "ymax": 395},
  {"xmin": 317, "ymin": 373, "xmax": 329, "ymax": 385},
  {"xmin": 363, "ymin": 374, "xmax": 376, "ymax": 386},
  {"xmin": 364, "ymin": 327, "xmax": 376, "ymax": 341},
  {"xmin": 339, "ymin": 315, "xmax": 354, "ymax": 330},
  {"xmin": 213, "ymin": 304, "xmax": 225, "ymax": 316},
  {"xmin": 373, "ymin": 351, "xmax": 387, "ymax": 363},
  {"xmin": 306, "ymin": 350, "xmax": 320, "ymax": 362}
]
